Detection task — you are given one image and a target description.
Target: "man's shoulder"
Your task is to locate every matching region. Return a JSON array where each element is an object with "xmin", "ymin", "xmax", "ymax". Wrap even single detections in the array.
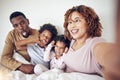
[
  {"xmin": 31, "ymin": 28, "xmax": 38, "ymax": 33},
  {"xmin": 30, "ymin": 28, "xmax": 39, "ymax": 36},
  {"xmin": 6, "ymin": 29, "xmax": 17, "ymax": 37},
  {"xmin": 8, "ymin": 29, "xmax": 15, "ymax": 34}
]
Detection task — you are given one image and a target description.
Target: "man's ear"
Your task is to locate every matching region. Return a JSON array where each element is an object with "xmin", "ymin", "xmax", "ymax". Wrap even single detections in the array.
[{"xmin": 26, "ymin": 19, "xmax": 29, "ymax": 25}]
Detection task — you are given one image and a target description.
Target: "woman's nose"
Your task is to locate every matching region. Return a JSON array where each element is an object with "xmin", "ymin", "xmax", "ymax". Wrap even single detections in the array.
[{"xmin": 69, "ymin": 22, "xmax": 76, "ymax": 28}]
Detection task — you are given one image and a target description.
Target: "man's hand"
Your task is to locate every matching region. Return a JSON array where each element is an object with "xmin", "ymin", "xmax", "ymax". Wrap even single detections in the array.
[{"xmin": 17, "ymin": 64, "xmax": 35, "ymax": 74}]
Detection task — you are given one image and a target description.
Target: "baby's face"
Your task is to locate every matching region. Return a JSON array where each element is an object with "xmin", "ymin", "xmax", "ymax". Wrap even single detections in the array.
[{"xmin": 54, "ymin": 41, "xmax": 66, "ymax": 56}]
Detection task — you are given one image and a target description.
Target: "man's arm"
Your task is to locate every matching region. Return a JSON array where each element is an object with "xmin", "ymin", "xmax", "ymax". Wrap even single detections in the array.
[
  {"xmin": 16, "ymin": 64, "xmax": 35, "ymax": 74},
  {"xmin": 1, "ymin": 32, "xmax": 22, "ymax": 70},
  {"xmin": 1, "ymin": 40, "xmax": 35, "ymax": 74},
  {"xmin": 0, "ymin": 31, "xmax": 35, "ymax": 74}
]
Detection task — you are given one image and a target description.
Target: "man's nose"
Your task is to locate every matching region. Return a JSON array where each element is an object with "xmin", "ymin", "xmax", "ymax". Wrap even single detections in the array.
[{"xmin": 18, "ymin": 24, "xmax": 23, "ymax": 30}]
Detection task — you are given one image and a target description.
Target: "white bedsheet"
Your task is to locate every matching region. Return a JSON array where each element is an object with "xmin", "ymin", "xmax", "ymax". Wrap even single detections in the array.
[
  {"xmin": 8, "ymin": 69, "xmax": 104, "ymax": 80},
  {"xmin": 0, "ymin": 53, "xmax": 105, "ymax": 80}
]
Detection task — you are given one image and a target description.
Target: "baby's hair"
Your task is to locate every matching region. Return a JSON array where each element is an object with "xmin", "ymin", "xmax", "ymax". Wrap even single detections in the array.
[{"xmin": 54, "ymin": 34, "xmax": 70, "ymax": 48}]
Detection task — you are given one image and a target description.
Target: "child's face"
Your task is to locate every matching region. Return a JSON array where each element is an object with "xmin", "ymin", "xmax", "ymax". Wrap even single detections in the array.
[
  {"xmin": 54, "ymin": 41, "xmax": 66, "ymax": 56},
  {"xmin": 38, "ymin": 30, "xmax": 52, "ymax": 47}
]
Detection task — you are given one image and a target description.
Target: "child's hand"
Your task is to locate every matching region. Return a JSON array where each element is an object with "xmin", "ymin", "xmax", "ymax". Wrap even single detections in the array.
[
  {"xmin": 49, "ymin": 41, "xmax": 55, "ymax": 47},
  {"xmin": 64, "ymin": 47, "xmax": 68, "ymax": 54},
  {"xmin": 45, "ymin": 41, "xmax": 55, "ymax": 48}
]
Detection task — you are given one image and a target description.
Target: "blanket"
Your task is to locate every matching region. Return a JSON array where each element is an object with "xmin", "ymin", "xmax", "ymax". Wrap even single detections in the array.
[{"xmin": 0, "ymin": 53, "xmax": 105, "ymax": 80}]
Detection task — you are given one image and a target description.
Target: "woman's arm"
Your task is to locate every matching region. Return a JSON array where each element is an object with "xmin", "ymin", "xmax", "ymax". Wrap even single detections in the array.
[
  {"xmin": 94, "ymin": 43, "xmax": 118, "ymax": 67},
  {"xmin": 94, "ymin": 43, "xmax": 120, "ymax": 79}
]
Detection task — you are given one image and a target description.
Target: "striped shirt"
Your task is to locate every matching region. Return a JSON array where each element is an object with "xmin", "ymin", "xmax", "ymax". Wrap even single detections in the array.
[{"xmin": 27, "ymin": 44, "xmax": 49, "ymax": 68}]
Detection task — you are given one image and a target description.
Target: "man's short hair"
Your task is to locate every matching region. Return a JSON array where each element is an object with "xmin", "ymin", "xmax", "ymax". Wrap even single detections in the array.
[{"xmin": 9, "ymin": 11, "xmax": 26, "ymax": 21}]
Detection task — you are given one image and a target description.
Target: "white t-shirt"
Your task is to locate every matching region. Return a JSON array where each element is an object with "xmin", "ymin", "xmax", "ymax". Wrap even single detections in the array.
[{"xmin": 62, "ymin": 37, "xmax": 106, "ymax": 76}]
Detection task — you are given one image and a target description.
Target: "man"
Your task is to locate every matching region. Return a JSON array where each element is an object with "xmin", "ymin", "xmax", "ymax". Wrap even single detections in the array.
[{"xmin": 1, "ymin": 11, "xmax": 39, "ymax": 74}]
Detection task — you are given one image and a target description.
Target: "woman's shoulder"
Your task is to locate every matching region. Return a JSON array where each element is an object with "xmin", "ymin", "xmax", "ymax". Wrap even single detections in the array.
[
  {"xmin": 85, "ymin": 37, "xmax": 107, "ymax": 51},
  {"xmin": 88, "ymin": 37, "xmax": 106, "ymax": 42},
  {"xmin": 86, "ymin": 37, "xmax": 106, "ymax": 45}
]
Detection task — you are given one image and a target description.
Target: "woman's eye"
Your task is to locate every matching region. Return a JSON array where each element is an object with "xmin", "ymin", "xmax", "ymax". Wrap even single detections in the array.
[
  {"xmin": 68, "ymin": 21, "xmax": 72, "ymax": 24},
  {"xmin": 75, "ymin": 19, "xmax": 80, "ymax": 22}
]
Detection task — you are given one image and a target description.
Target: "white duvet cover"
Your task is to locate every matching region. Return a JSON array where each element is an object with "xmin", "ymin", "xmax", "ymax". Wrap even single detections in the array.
[{"xmin": 0, "ymin": 53, "xmax": 105, "ymax": 80}]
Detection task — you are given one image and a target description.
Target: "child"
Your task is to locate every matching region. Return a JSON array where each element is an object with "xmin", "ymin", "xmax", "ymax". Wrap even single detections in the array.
[
  {"xmin": 26, "ymin": 23, "xmax": 58, "ymax": 75},
  {"xmin": 34, "ymin": 35, "xmax": 70, "ymax": 75},
  {"xmin": 44, "ymin": 35, "xmax": 70, "ymax": 70}
]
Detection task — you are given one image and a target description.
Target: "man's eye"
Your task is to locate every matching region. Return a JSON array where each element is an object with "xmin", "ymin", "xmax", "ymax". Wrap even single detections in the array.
[
  {"xmin": 20, "ymin": 21, "xmax": 25, "ymax": 25},
  {"xmin": 13, "ymin": 24, "xmax": 18, "ymax": 27}
]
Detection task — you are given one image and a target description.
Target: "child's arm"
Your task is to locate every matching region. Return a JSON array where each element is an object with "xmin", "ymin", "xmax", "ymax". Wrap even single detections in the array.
[
  {"xmin": 58, "ymin": 58, "xmax": 66, "ymax": 71},
  {"xmin": 44, "ymin": 41, "xmax": 55, "ymax": 62},
  {"xmin": 58, "ymin": 47, "xmax": 68, "ymax": 70},
  {"xmin": 15, "ymin": 37, "xmax": 39, "ymax": 51}
]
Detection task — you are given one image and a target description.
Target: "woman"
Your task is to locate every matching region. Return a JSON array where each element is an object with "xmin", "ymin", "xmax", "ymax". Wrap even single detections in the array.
[
  {"xmin": 104, "ymin": 0, "xmax": 120, "ymax": 80},
  {"xmin": 62, "ymin": 5, "xmax": 118, "ymax": 77}
]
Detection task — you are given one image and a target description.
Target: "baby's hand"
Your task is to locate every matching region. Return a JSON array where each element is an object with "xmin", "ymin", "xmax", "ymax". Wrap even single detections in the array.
[
  {"xmin": 48, "ymin": 41, "xmax": 55, "ymax": 47},
  {"xmin": 51, "ymin": 41, "xmax": 55, "ymax": 46},
  {"xmin": 64, "ymin": 47, "xmax": 68, "ymax": 54}
]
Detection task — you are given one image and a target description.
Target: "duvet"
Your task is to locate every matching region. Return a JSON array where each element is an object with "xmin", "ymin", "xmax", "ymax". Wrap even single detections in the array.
[{"xmin": 0, "ymin": 53, "xmax": 105, "ymax": 80}]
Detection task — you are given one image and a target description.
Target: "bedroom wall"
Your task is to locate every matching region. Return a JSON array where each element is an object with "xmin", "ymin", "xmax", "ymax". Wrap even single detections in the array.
[{"xmin": 0, "ymin": 0, "xmax": 117, "ymax": 54}]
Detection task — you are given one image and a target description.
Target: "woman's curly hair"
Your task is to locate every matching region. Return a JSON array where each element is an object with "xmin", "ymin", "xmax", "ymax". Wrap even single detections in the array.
[{"xmin": 64, "ymin": 5, "xmax": 103, "ymax": 40}]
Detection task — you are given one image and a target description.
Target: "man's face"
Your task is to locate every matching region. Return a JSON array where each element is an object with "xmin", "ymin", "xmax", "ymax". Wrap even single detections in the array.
[
  {"xmin": 11, "ymin": 15, "xmax": 29, "ymax": 34},
  {"xmin": 38, "ymin": 30, "xmax": 52, "ymax": 47}
]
